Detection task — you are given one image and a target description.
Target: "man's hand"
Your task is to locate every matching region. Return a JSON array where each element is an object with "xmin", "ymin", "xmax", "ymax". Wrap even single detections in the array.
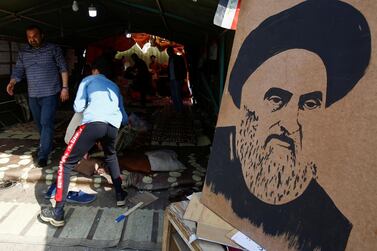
[
  {"xmin": 60, "ymin": 88, "xmax": 69, "ymax": 102},
  {"xmin": 60, "ymin": 71, "xmax": 69, "ymax": 102},
  {"xmin": 6, "ymin": 79, "xmax": 16, "ymax": 96}
]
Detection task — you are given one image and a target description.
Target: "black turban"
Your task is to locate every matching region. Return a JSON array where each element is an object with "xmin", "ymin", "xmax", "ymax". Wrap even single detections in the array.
[{"xmin": 229, "ymin": 0, "xmax": 371, "ymax": 108}]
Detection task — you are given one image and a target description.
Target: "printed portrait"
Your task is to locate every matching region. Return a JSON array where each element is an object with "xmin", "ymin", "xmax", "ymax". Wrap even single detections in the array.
[{"xmin": 202, "ymin": 0, "xmax": 377, "ymax": 250}]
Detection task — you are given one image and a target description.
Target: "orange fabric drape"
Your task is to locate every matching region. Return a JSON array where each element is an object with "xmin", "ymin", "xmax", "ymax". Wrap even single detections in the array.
[
  {"xmin": 132, "ymin": 33, "xmax": 150, "ymax": 48},
  {"xmin": 86, "ymin": 35, "xmax": 135, "ymax": 63}
]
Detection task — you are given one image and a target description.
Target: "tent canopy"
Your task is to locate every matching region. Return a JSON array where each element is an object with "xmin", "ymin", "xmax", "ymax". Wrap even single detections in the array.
[{"xmin": 0, "ymin": 0, "xmax": 224, "ymax": 47}]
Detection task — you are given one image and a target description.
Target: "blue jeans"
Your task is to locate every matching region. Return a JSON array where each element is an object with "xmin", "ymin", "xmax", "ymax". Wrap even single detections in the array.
[
  {"xmin": 28, "ymin": 94, "xmax": 58, "ymax": 161},
  {"xmin": 170, "ymin": 80, "xmax": 183, "ymax": 112}
]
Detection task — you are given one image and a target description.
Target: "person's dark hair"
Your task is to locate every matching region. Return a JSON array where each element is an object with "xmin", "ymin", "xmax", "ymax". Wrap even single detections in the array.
[
  {"xmin": 25, "ymin": 25, "xmax": 44, "ymax": 35},
  {"xmin": 91, "ymin": 56, "xmax": 113, "ymax": 79},
  {"xmin": 131, "ymin": 53, "xmax": 139, "ymax": 61},
  {"xmin": 229, "ymin": 0, "xmax": 371, "ymax": 108}
]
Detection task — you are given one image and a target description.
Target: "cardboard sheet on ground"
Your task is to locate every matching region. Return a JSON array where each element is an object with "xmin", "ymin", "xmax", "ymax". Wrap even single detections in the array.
[
  {"xmin": 127, "ymin": 191, "xmax": 158, "ymax": 208},
  {"xmin": 202, "ymin": 0, "xmax": 377, "ymax": 250},
  {"xmin": 183, "ymin": 193, "xmax": 240, "ymax": 248}
]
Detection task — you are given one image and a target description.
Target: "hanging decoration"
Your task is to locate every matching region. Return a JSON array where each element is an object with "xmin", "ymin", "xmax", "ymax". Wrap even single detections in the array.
[{"xmin": 213, "ymin": 0, "xmax": 241, "ymax": 30}]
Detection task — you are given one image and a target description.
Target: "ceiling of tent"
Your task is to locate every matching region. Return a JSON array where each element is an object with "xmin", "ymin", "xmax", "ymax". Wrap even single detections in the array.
[{"xmin": 0, "ymin": 0, "xmax": 225, "ymax": 47}]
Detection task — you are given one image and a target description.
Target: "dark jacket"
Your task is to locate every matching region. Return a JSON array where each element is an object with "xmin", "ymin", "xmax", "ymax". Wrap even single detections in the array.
[{"xmin": 168, "ymin": 54, "xmax": 186, "ymax": 81}]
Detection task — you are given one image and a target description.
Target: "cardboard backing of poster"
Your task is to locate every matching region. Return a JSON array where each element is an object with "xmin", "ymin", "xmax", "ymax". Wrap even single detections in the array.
[{"xmin": 202, "ymin": 1, "xmax": 377, "ymax": 250}]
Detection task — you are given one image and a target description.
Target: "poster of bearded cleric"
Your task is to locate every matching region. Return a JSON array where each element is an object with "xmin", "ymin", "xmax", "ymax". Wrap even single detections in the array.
[{"xmin": 202, "ymin": 0, "xmax": 377, "ymax": 250}]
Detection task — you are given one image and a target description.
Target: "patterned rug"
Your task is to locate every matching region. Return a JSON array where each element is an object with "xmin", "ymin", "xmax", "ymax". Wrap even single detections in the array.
[
  {"xmin": 151, "ymin": 106, "xmax": 197, "ymax": 146},
  {"xmin": 0, "ymin": 138, "xmax": 211, "ymax": 195},
  {"xmin": 0, "ymin": 139, "xmax": 117, "ymax": 190},
  {"xmin": 0, "ymin": 201, "xmax": 163, "ymax": 250},
  {"xmin": 0, "ymin": 122, "xmax": 40, "ymax": 140},
  {"xmin": 0, "ymin": 112, "xmax": 211, "ymax": 194},
  {"xmin": 128, "ymin": 147, "xmax": 210, "ymax": 191},
  {"xmin": 0, "ymin": 110, "xmax": 71, "ymax": 140}
]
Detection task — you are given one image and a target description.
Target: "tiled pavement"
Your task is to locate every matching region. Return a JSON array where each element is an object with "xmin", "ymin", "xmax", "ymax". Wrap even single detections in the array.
[{"xmin": 0, "ymin": 122, "xmax": 163, "ymax": 250}]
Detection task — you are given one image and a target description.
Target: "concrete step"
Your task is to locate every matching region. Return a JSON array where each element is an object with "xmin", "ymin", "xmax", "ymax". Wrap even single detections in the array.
[
  {"xmin": 0, "ymin": 181, "xmax": 169, "ymax": 250},
  {"xmin": 0, "ymin": 200, "xmax": 163, "ymax": 250}
]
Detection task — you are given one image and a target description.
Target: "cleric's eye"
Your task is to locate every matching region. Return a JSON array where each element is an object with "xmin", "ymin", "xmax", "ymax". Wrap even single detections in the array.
[
  {"xmin": 264, "ymin": 88, "xmax": 292, "ymax": 112},
  {"xmin": 302, "ymin": 99, "xmax": 322, "ymax": 110},
  {"xmin": 267, "ymin": 95, "xmax": 284, "ymax": 111},
  {"xmin": 299, "ymin": 91, "xmax": 323, "ymax": 111}
]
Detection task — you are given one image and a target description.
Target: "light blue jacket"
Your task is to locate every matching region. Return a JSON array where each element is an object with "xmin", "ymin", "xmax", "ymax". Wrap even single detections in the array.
[{"xmin": 74, "ymin": 74, "xmax": 128, "ymax": 128}]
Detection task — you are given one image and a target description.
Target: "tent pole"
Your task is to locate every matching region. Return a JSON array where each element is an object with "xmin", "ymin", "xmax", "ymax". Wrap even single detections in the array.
[{"xmin": 218, "ymin": 34, "xmax": 225, "ymax": 106}]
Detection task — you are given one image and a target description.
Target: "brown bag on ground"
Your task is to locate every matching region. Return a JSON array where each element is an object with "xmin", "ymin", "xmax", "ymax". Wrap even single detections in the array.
[
  {"xmin": 118, "ymin": 152, "xmax": 151, "ymax": 174},
  {"xmin": 73, "ymin": 158, "xmax": 103, "ymax": 177}
]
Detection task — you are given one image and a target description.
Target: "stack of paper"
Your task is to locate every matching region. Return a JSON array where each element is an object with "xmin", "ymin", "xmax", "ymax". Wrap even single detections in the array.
[{"xmin": 183, "ymin": 193, "xmax": 265, "ymax": 251}]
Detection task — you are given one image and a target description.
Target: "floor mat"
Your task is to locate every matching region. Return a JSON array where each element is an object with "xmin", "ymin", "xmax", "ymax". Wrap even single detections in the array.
[
  {"xmin": 0, "ymin": 201, "xmax": 163, "ymax": 250},
  {"xmin": 0, "ymin": 117, "xmax": 69, "ymax": 140},
  {"xmin": 151, "ymin": 106, "xmax": 196, "ymax": 146},
  {"xmin": 0, "ymin": 139, "xmax": 112, "ymax": 189},
  {"xmin": 0, "ymin": 122, "xmax": 39, "ymax": 140},
  {"xmin": 126, "ymin": 147, "xmax": 210, "ymax": 191}
]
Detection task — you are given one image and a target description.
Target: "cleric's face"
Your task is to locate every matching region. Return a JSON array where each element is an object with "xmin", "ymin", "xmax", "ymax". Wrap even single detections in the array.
[{"xmin": 236, "ymin": 49, "xmax": 327, "ymax": 205}]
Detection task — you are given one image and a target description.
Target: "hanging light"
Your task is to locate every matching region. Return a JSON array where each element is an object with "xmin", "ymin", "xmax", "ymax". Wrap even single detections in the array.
[
  {"xmin": 72, "ymin": 1, "xmax": 79, "ymax": 12},
  {"xmin": 88, "ymin": 4, "xmax": 97, "ymax": 17},
  {"xmin": 125, "ymin": 30, "xmax": 132, "ymax": 38},
  {"xmin": 125, "ymin": 23, "xmax": 132, "ymax": 38}
]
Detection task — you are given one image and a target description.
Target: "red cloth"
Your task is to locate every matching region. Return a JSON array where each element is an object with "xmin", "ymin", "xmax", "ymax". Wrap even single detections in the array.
[
  {"xmin": 132, "ymin": 33, "xmax": 150, "ymax": 48},
  {"xmin": 86, "ymin": 35, "xmax": 135, "ymax": 63}
]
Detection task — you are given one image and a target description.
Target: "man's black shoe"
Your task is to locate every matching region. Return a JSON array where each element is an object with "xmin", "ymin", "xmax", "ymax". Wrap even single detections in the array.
[
  {"xmin": 39, "ymin": 207, "xmax": 64, "ymax": 227},
  {"xmin": 116, "ymin": 190, "xmax": 128, "ymax": 207},
  {"xmin": 37, "ymin": 159, "xmax": 47, "ymax": 167}
]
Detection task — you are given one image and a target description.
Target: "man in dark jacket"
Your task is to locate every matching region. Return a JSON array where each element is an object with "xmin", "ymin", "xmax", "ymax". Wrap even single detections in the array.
[
  {"xmin": 131, "ymin": 53, "xmax": 150, "ymax": 106},
  {"xmin": 167, "ymin": 47, "xmax": 186, "ymax": 112}
]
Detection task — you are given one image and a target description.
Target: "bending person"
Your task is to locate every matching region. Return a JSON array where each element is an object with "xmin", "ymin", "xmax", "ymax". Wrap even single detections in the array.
[{"xmin": 39, "ymin": 56, "xmax": 128, "ymax": 227}]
